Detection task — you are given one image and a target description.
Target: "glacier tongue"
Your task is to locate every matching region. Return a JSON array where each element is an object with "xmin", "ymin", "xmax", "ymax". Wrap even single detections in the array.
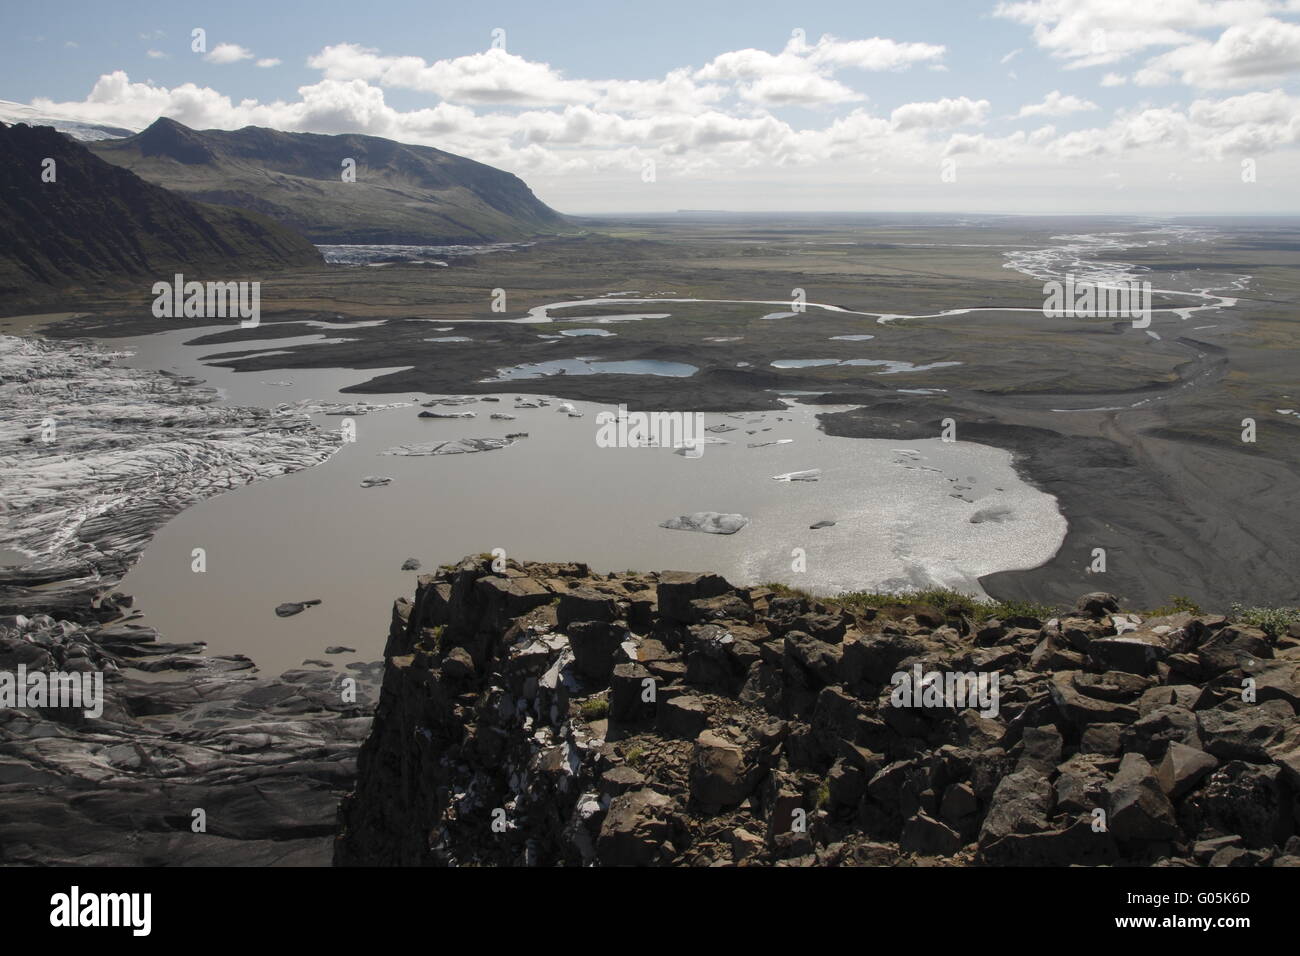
[{"xmin": 0, "ymin": 333, "xmax": 341, "ymax": 575}]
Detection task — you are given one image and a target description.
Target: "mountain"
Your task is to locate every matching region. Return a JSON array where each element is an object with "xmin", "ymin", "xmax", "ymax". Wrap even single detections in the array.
[
  {"xmin": 90, "ymin": 117, "xmax": 570, "ymax": 244},
  {"xmin": 0, "ymin": 123, "xmax": 323, "ymax": 303}
]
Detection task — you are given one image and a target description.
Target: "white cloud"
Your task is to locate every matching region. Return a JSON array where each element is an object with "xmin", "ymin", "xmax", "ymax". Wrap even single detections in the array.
[
  {"xmin": 1016, "ymin": 89, "xmax": 1100, "ymax": 117},
  {"xmin": 738, "ymin": 72, "xmax": 863, "ymax": 107},
  {"xmin": 693, "ymin": 33, "xmax": 942, "ymax": 107},
  {"xmin": 1100, "ymin": 72, "xmax": 1127, "ymax": 86},
  {"xmin": 146, "ymin": 49, "xmax": 168, "ymax": 60},
  {"xmin": 204, "ymin": 43, "xmax": 254, "ymax": 65},
  {"xmin": 891, "ymin": 96, "xmax": 990, "ymax": 129},
  {"xmin": 596, "ymin": 69, "xmax": 725, "ymax": 114},
  {"xmin": 997, "ymin": 0, "xmax": 1300, "ymax": 95},
  {"xmin": 1134, "ymin": 16, "xmax": 1300, "ymax": 87},
  {"xmin": 256, "ymin": 58, "xmax": 281, "ymax": 69},
  {"xmin": 804, "ymin": 35, "xmax": 946, "ymax": 71},
  {"xmin": 307, "ymin": 44, "xmax": 596, "ymax": 106},
  {"xmin": 993, "ymin": 0, "xmax": 1269, "ymax": 67},
  {"xmin": 306, "ymin": 34, "xmax": 940, "ymax": 113}
]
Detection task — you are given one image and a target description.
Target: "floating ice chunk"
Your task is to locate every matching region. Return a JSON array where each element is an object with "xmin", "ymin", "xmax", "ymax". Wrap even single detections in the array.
[
  {"xmin": 659, "ymin": 512, "xmax": 750, "ymax": 534},
  {"xmin": 771, "ymin": 469, "xmax": 821, "ymax": 482},
  {"xmin": 673, "ymin": 437, "xmax": 730, "ymax": 455},
  {"xmin": 380, "ymin": 438, "xmax": 516, "ymax": 456}
]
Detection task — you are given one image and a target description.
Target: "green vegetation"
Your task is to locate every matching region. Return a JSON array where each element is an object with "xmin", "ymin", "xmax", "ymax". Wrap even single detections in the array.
[
  {"xmin": 761, "ymin": 582, "xmax": 1055, "ymax": 623},
  {"xmin": 624, "ymin": 744, "xmax": 646, "ymax": 768},
  {"xmin": 579, "ymin": 697, "xmax": 609, "ymax": 721},
  {"xmin": 1146, "ymin": 595, "xmax": 1205, "ymax": 617},
  {"xmin": 1230, "ymin": 602, "xmax": 1300, "ymax": 638},
  {"xmin": 412, "ymin": 624, "xmax": 446, "ymax": 656}
]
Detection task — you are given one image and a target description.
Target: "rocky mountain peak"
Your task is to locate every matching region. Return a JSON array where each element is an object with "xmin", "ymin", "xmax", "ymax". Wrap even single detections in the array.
[{"xmin": 133, "ymin": 116, "xmax": 217, "ymax": 164}]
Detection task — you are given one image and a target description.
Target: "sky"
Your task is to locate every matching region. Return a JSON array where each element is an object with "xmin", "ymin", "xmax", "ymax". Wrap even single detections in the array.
[{"xmin": 3, "ymin": 0, "xmax": 1300, "ymax": 215}]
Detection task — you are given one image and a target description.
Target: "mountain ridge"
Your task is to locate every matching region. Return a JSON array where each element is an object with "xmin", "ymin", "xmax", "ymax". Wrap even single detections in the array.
[
  {"xmin": 91, "ymin": 117, "xmax": 571, "ymax": 244},
  {"xmin": 0, "ymin": 121, "xmax": 323, "ymax": 307}
]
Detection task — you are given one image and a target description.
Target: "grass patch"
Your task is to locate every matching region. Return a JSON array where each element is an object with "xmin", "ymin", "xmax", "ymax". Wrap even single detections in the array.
[
  {"xmin": 1146, "ymin": 595, "xmax": 1205, "ymax": 617},
  {"xmin": 579, "ymin": 697, "xmax": 609, "ymax": 721}
]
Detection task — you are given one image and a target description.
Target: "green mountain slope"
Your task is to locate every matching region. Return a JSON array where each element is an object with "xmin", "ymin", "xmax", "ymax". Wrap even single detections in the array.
[
  {"xmin": 0, "ymin": 122, "xmax": 323, "ymax": 301},
  {"xmin": 90, "ymin": 117, "xmax": 571, "ymax": 244}
]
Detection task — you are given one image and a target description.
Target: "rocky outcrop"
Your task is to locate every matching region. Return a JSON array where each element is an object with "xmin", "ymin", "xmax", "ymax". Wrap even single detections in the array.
[{"xmin": 335, "ymin": 560, "xmax": 1300, "ymax": 866}]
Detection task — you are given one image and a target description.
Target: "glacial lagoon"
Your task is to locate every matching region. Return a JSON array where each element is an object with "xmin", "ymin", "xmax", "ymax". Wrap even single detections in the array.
[{"xmin": 91, "ymin": 325, "xmax": 1067, "ymax": 675}]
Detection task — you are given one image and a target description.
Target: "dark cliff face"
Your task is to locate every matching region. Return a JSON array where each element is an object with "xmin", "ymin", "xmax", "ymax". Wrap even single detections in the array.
[
  {"xmin": 0, "ymin": 121, "xmax": 322, "ymax": 303},
  {"xmin": 90, "ymin": 118, "xmax": 571, "ymax": 244},
  {"xmin": 335, "ymin": 557, "xmax": 1300, "ymax": 867}
]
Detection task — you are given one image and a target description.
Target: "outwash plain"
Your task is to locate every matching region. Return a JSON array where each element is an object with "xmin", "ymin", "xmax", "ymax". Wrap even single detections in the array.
[{"xmin": 26, "ymin": 212, "xmax": 1300, "ymax": 613}]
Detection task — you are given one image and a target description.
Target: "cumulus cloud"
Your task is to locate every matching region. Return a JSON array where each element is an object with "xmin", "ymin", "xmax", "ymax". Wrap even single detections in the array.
[
  {"xmin": 996, "ymin": 0, "xmax": 1300, "ymax": 93},
  {"xmin": 891, "ymin": 96, "xmax": 990, "ymax": 129},
  {"xmin": 1134, "ymin": 16, "xmax": 1300, "ymax": 87},
  {"xmin": 692, "ymin": 33, "xmax": 943, "ymax": 107},
  {"xmin": 204, "ymin": 43, "xmax": 254, "ymax": 65},
  {"xmin": 804, "ymin": 35, "xmax": 946, "ymax": 71},
  {"xmin": 738, "ymin": 73, "xmax": 863, "ymax": 107},
  {"xmin": 256, "ymin": 58, "xmax": 281, "ymax": 69},
  {"xmin": 305, "ymin": 33, "xmax": 942, "ymax": 113},
  {"xmin": 307, "ymin": 44, "xmax": 596, "ymax": 106},
  {"xmin": 993, "ymin": 0, "xmax": 1260, "ymax": 67},
  {"xmin": 1015, "ymin": 90, "xmax": 1099, "ymax": 117},
  {"xmin": 596, "ymin": 69, "xmax": 726, "ymax": 114}
]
